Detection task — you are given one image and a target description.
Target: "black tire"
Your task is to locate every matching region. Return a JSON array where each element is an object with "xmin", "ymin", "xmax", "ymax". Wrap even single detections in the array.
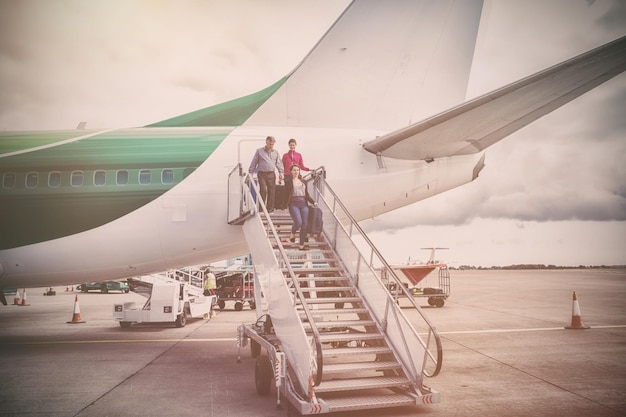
[
  {"xmin": 434, "ymin": 298, "xmax": 445, "ymax": 308},
  {"xmin": 218, "ymin": 300, "xmax": 226, "ymax": 310},
  {"xmin": 249, "ymin": 301, "xmax": 256, "ymax": 310},
  {"xmin": 427, "ymin": 297, "xmax": 435, "ymax": 306},
  {"xmin": 101, "ymin": 285, "xmax": 108, "ymax": 294},
  {"xmin": 234, "ymin": 301, "xmax": 243, "ymax": 311},
  {"xmin": 81, "ymin": 287, "xmax": 88, "ymax": 293},
  {"xmin": 123, "ymin": 289, "xmax": 129, "ymax": 293},
  {"xmin": 175, "ymin": 310, "xmax": 187, "ymax": 327},
  {"xmin": 255, "ymin": 355, "xmax": 273, "ymax": 396},
  {"xmin": 250, "ymin": 339, "xmax": 261, "ymax": 358},
  {"xmin": 119, "ymin": 321, "xmax": 131, "ymax": 328}
]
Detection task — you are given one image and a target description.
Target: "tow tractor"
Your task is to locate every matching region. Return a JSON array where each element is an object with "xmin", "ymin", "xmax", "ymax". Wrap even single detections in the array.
[{"xmin": 113, "ymin": 274, "xmax": 216, "ymax": 328}]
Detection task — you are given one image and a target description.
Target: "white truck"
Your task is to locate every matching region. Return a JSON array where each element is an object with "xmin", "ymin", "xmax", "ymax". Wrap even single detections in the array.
[{"xmin": 113, "ymin": 280, "xmax": 215, "ymax": 328}]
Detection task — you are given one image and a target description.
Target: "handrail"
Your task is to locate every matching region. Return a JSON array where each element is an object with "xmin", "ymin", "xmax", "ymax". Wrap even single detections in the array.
[
  {"xmin": 230, "ymin": 164, "xmax": 325, "ymax": 390},
  {"xmin": 306, "ymin": 166, "xmax": 443, "ymax": 381}
]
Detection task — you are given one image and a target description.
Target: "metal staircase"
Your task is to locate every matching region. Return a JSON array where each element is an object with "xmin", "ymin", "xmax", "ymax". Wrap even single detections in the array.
[{"xmin": 228, "ymin": 165, "xmax": 442, "ymax": 415}]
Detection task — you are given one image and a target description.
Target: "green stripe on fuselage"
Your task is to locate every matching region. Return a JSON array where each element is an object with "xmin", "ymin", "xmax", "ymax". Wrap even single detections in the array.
[
  {"xmin": 0, "ymin": 76, "xmax": 286, "ymax": 249},
  {"xmin": 0, "ymin": 127, "xmax": 231, "ymax": 249},
  {"xmin": 146, "ymin": 77, "xmax": 286, "ymax": 127},
  {"xmin": 0, "ymin": 130, "xmax": 99, "ymax": 154}
]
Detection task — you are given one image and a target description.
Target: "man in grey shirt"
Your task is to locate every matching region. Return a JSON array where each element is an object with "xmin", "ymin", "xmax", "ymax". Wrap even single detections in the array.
[{"xmin": 248, "ymin": 136, "xmax": 284, "ymax": 213}]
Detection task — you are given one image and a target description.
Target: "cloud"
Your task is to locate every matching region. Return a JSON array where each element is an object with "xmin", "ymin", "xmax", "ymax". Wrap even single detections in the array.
[{"xmin": 0, "ymin": 0, "xmax": 348, "ymax": 130}]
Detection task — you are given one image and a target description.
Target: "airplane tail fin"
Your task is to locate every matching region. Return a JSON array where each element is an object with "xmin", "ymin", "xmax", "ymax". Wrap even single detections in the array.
[{"xmin": 148, "ymin": 1, "xmax": 484, "ymax": 130}]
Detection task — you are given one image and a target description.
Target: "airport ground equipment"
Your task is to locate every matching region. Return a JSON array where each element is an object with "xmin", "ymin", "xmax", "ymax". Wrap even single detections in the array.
[
  {"xmin": 114, "ymin": 271, "xmax": 215, "ymax": 328},
  {"xmin": 213, "ymin": 270, "xmax": 255, "ymax": 311},
  {"xmin": 228, "ymin": 165, "xmax": 442, "ymax": 415},
  {"xmin": 382, "ymin": 264, "xmax": 450, "ymax": 308}
]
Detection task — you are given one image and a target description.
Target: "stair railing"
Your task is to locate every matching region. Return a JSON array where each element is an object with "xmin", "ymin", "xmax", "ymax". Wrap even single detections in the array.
[
  {"xmin": 305, "ymin": 167, "xmax": 443, "ymax": 387},
  {"xmin": 227, "ymin": 163, "xmax": 325, "ymax": 394}
]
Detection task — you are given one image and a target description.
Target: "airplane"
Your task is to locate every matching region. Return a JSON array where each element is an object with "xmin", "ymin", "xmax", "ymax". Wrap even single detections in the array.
[{"xmin": 1, "ymin": 0, "xmax": 625, "ymax": 305}]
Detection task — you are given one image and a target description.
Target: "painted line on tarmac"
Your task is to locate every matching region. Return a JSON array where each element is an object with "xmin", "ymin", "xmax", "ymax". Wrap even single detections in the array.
[
  {"xmin": 439, "ymin": 324, "xmax": 626, "ymax": 335},
  {"xmin": 4, "ymin": 326, "xmax": 626, "ymax": 345},
  {"xmin": 0, "ymin": 338, "xmax": 237, "ymax": 345}
]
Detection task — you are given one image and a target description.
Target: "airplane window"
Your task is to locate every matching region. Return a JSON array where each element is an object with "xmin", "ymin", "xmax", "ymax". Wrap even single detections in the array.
[
  {"xmin": 26, "ymin": 172, "xmax": 38, "ymax": 188},
  {"xmin": 71, "ymin": 171, "xmax": 84, "ymax": 187},
  {"xmin": 49, "ymin": 172, "xmax": 61, "ymax": 188},
  {"xmin": 139, "ymin": 169, "xmax": 151, "ymax": 185},
  {"xmin": 2, "ymin": 173, "xmax": 16, "ymax": 189},
  {"xmin": 116, "ymin": 170, "xmax": 129, "ymax": 185},
  {"xmin": 162, "ymin": 169, "xmax": 174, "ymax": 184},
  {"xmin": 94, "ymin": 170, "xmax": 106, "ymax": 186}
]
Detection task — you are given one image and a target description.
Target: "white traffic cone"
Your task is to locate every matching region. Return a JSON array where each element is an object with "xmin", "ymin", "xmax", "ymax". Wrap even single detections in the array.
[
  {"xmin": 13, "ymin": 289, "xmax": 22, "ymax": 305},
  {"xmin": 67, "ymin": 295, "xmax": 86, "ymax": 324},
  {"xmin": 19, "ymin": 289, "xmax": 30, "ymax": 306},
  {"xmin": 565, "ymin": 291, "xmax": 589, "ymax": 329}
]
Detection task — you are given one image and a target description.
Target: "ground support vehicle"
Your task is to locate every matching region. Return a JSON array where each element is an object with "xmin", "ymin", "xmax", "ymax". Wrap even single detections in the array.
[
  {"xmin": 113, "ymin": 279, "xmax": 215, "ymax": 328},
  {"xmin": 214, "ymin": 270, "xmax": 255, "ymax": 311},
  {"xmin": 383, "ymin": 264, "xmax": 450, "ymax": 308}
]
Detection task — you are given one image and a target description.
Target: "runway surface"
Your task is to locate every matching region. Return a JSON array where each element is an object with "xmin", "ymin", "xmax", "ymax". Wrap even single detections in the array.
[{"xmin": 1, "ymin": 269, "xmax": 625, "ymax": 417}]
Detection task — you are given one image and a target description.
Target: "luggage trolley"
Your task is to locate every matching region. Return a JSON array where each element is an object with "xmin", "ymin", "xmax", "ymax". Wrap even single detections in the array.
[{"xmin": 215, "ymin": 270, "xmax": 255, "ymax": 311}]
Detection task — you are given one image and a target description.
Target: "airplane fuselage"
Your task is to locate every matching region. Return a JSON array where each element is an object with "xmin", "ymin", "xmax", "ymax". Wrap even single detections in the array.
[{"xmin": 0, "ymin": 125, "xmax": 482, "ymax": 288}]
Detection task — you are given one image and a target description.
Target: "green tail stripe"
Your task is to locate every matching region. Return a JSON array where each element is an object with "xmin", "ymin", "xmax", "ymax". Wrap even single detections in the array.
[{"xmin": 145, "ymin": 77, "xmax": 287, "ymax": 127}]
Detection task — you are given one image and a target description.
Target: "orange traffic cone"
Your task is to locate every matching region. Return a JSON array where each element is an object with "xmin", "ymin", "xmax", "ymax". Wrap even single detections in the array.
[
  {"xmin": 13, "ymin": 289, "xmax": 22, "ymax": 305},
  {"xmin": 67, "ymin": 295, "xmax": 86, "ymax": 324},
  {"xmin": 565, "ymin": 291, "xmax": 589, "ymax": 329},
  {"xmin": 19, "ymin": 289, "xmax": 30, "ymax": 306}
]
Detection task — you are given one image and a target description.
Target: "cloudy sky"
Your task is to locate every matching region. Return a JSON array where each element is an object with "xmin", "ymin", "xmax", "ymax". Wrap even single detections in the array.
[{"xmin": 0, "ymin": 1, "xmax": 624, "ymax": 267}]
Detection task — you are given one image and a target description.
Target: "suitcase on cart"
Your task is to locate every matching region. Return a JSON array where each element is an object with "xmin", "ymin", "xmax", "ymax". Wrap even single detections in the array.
[{"xmin": 308, "ymin": 206, "xmax": 323, "ymax": 236}]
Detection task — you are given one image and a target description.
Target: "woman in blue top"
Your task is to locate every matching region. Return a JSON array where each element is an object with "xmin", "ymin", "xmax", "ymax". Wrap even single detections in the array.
[{"xmin": 285, "ymin": 164, "xmax": 315, "ymax": 250}]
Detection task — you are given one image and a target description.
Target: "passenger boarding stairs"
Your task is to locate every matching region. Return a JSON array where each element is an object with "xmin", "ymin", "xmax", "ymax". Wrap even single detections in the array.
[{"xmin": 228, "ymin": 165, "xmax": 442, "ymax": 414}]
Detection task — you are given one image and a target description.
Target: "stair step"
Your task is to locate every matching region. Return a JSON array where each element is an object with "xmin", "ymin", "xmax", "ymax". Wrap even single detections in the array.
[
  {"xmin": 319, "ymin": 393, "xmax": 417, "ymax": 413},
  {"xmin": 304, "ymin": 320, "xmax": 376, "ymax": 328},
  {"xmin": 287, "ymin": 267, "xmax": 344, "ymax": 274},
  {"xmin": 323, "ymin": 346, "xmax": 392, "ymax": 356},
  {"xmin": 323, "ymin": 361, "xmax": 402, "ymax": 375},
  {"xmin": 299, "ymin": 286, "xmax": 353, "ymax": 293},
  {"xmin": 319, "ymin": 332, "xmax": 383, "ymax": 343},
  {"xmin": 298, "ymin": 275, "xmax": 350, "ymax": 282},
  {"xmin": 297, "ymin": 297, "xmax": 361, "ymax": 304},
  {"xmin": 315, "ymin": 376, "xmax": 410, "ymax": 393},
  {"xmin": 300, "ymin": 307, "xmax": 370, "ymax": 315}
]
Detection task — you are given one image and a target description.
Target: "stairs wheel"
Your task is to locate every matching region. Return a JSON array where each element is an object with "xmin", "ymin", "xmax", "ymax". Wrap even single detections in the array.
[{"xmin": 255, "ymin": 355, "xmax": 273, "ymax": 396}]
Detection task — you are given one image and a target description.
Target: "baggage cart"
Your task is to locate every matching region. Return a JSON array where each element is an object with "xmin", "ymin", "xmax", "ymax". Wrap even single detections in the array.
[{"xmin": 215, "ymin": 270, "xmax": 255, "ymax": 311}]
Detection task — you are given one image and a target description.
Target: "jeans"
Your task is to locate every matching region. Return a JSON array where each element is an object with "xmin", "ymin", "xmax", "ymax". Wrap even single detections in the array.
[{"xmin": 289, "ymin": 199, "xmax": 309, "ymax": 245}]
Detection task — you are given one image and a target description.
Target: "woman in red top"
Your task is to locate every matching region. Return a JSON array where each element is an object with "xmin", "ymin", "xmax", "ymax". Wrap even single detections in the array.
[{"xmin": 282, "ymin": 138, "xmax": 310, "ymax": 183}]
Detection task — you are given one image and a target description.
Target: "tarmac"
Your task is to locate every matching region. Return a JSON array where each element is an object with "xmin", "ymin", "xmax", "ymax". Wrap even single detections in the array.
[{"xmin": 0, "ymin": 269, "xmax": 625, "ymax": 417}]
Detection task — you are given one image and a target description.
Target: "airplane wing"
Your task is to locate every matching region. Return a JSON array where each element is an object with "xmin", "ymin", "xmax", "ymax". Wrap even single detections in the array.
[{"xmin": 363, "ymin": 35, "xmax": 626, "ymax": 160}]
